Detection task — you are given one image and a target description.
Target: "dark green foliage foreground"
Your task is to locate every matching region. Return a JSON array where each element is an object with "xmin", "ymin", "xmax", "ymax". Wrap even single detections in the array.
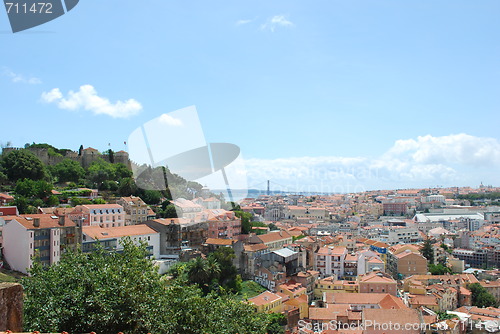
[
  {"xmin": 22, "ymin": 239, "xmax": 268, "ymax": 334},
  {"xmin": 468, "ymin": 283, "xmax": 498, "ymax": 308}
]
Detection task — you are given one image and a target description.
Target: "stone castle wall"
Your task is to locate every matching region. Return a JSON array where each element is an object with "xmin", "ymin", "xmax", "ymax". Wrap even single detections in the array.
[{"xmin": 2, "ymin": 147, "xmax": 131, "ymax": 169}]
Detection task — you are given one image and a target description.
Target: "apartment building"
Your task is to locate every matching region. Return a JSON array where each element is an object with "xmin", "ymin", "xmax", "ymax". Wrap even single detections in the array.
[
  {"xmin": 204, "ymin": 210, "xmax": 241, "ymax": 239},
  {"xmin": 69, "ymin": 204, "xmax": 125, "ymax": 228},
  {"xmin": 383, "ymin": 202, "xmax": 409, "ymax": 216},
  {"xmin": 357, "ymin": 271, "xmax": 397, "ymax": 296},
  {"xmin": 117, "ymin": 196, "xmax": 155, "ymax": 225},
  {"xmin": 315, "ymin": 246, "xmax": 347, "ymax": 278},
  {"xmin": 192, "ymin": 197, "xmax": 221, "ymax": 210},
  {"xmin": 393, "ymin": 250, "xmax": 428, "ymax": 277},
  {"xmin": 248, "ymin": 291, "xmax": 285, "ymax": 313},
  {"xmin": 249, "ymin": 230, "xmax": 293, "ymax": 251},
  {"xmin": 284, "ymin": 206, "xmax": 329, "ymax": 221},
  {"xmin": 314, "ymin": 276, "xmax": 359, "ymax": 299},
  {"xmin": 82, "ymin": 225, "xmax": 160, "ymax": 259},
  {"xmin": 2, "ymin": 214, "xmax": 79, "ymax": 274},
  {"xmin": 387, "ymin": 226, "xmax": 422, "ymax": 244},
  {"xmin": 172, "ymin": 198, "xmax": 203, "ymax": 221}
]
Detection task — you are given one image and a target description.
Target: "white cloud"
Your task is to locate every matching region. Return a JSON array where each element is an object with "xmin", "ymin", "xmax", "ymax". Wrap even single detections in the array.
[
  {"xmin": 40, "ymin": 88, "xmax": 62, "ymax": 102},
  {"xmin": 384, "ymin": 133, "xmax": 500, "ymax": 167},
  {"xmin": 236, "ymin": 19, "xmax": 253, "ymax": 26},
  {"xmin": 158, "ymin": 113, "xmax": 183, "ymax": 127},
  {"xmin": 3, "ymin": 68, "xmax": 41, "ymax": 84},
  {"xmin": 243, "ymin": 134, "xmax": 500, "ymax": 192},
  {"xmin": 260, "ymin": 15, "xmax": 293, "ymax": 32},
  {"xmin": 41, "ymin": 84, "xmax": 143, "ymax": 118}
]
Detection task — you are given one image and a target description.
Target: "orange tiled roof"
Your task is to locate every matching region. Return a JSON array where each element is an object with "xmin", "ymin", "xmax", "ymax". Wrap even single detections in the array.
[
  {"xmin": 205, "ymin": 238, "xmax": 234, "ymax": 246},
  {"xmin": 248, "ymin": 291, "xmax": 283, "ymax": 306},
  {"xmin": 3, "ymin": 214, "xmax": 76, "ymax": 229},
  {"xmin": 83, "ymin": 225, "xmax": 157, "ymax": 239}
]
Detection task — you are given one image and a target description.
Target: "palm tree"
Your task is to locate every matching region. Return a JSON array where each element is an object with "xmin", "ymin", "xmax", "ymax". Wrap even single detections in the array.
[{"xmin": 187, "ymin": 257, "xmax": 220, "ymax": 293}]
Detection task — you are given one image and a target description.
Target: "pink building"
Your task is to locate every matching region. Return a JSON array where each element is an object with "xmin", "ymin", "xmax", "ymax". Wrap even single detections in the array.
[
  {"xmin": 206, "ymin": 210, "xmax": 241, "ymax": 239},
  {"xmin": 69, "ymin": 204, "xmax": 125, "ymax": 228},
  {"xmin": 357, "ymin": 271, "xmax": 397, "ymax": 296}
]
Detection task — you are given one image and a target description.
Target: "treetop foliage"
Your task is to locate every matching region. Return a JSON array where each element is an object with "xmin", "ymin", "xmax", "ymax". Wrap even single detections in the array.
[
  {"xmin": 1, "ymin": 149, "xmax": 46, "ymax": 181},
  {"xmin": 23, "ymin": 239, "xmax": 269, "ymax": 334}
]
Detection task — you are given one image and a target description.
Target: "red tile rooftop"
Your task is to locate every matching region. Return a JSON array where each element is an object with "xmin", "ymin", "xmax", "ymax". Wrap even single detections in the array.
[
  {"xmin": 2, "ymin": 214, "xmax": 76, "ymax": 229},
  {"xmin": 248, "ymin": 290, "xmax": 283, "ymax": 306},
  {"xmin": 83, "ymin": 225, "xmax": 157, "ymax": 239},
  {"xmin": 204, "ymin": 238, "xmax": 235, "ymax": 246}
]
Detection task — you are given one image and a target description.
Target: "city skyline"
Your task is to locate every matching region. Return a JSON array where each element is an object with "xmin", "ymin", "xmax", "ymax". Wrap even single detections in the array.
[{"xmin": 1, "ymin": 0, "xmax": 499, "ymax": 191}]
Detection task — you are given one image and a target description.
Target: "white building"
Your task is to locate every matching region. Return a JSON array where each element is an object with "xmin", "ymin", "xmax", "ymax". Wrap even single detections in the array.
[
  {"xmin": 387, "ymin": 227, "xmax": 422, "ymax": 245},
  {"xmin": 357, "ymin": 249, "xmax": 385, "ymax": 275},
  {"xmin": 2, "ymin": 214, "xmax": 79, "ymax": 274},
  {"xmin": 315, "ymin": 246, "xmax": 347, "ymax": 278},
  {"xmin": 193, "ymin": 197, "xmax": 221, "ymax": 210},
  {"xmin": 82, "ymin": 225, "xmax": 160, "ymax": 259},
  {"xmin": 69, "ymin": 204, "xmax": 125, "ymax": 228},
  {"xmin": 172, "ymin": 198, "xmax": 204, "ymax": 221}
]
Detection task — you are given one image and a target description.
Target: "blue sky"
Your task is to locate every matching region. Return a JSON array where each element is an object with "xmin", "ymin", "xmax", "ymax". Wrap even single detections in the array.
[{"xmin": 1, "ymin": 1, "xmax": 499, "ymax": 192}]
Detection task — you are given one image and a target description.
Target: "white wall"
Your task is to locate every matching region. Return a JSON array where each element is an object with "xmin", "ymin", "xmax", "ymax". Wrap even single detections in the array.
[
  {"xmin": 50, "ymin": 228, "xmax": 61, "ymax": 265},
  {"xmin": 3, "ymin": 219, "xmax": 30, "ymax": 274},
  {"xmin": 119, "ymin": 233, "xmax": 160, "ymax": 259}
]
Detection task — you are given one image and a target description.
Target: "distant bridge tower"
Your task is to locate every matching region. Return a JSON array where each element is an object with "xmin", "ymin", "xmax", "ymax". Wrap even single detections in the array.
[{"xmin": 267, "ymin": 180, "xmax": 270, "ymax": 196}]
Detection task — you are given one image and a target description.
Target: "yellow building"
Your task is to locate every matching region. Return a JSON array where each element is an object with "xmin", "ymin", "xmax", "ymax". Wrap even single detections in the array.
[
  {"xmin": 314, "ymin": 276, "xmax": 359, "ymax": 299},
  {"xmin": 248, "ymin": 291, "xmax": 284, "ymax": 313},
  {"xmin": 278, "ymin": 282, "xmax": 308, "ymax": 319}
]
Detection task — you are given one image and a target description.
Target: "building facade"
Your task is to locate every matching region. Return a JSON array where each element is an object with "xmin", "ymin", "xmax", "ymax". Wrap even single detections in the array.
[{"xmin": 2, "ymin": 214, "xmax": 80, "ymax": 274}]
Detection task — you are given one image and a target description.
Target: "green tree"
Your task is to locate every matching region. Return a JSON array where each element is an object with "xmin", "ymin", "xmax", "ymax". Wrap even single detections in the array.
[
  {"xmin": 159, "ymin": 204, "xmax": 178, "ymax": 218},
  {"xmin": 52, "ymin": 159, "xmax": 85, "ymax": 183},
  {"xmin": 235, "ymin": 211, "xmax": 253, "ymax": 234},
  {"xmin": 118, "ymin": 177, "xmax": 137, "ymax": 196},
  {"xmin": 208, "ymin": 247, "xmax": 240, "ymax": 292},
  {"xmin": 12, "ymin": 196, "xmax": 29, "ymax": 214},
  {"xmin": 268, "ymin": 223, "xmax": 279, "ymax": 231},
  {"xmin": 468, "ymin": 283, "xmax": 498, "ymax": 308},
  {"xmin": 1, "ymin": 149, "xmax": 46, "ymax": 181},
  {"xmin": 86, "ymin": 158, "xmax": 115, "ymax": 187},
  {"xmin": 15, "ymin": 179, "xmax": 53, "ymax": 200},
  {"xmin": 429, "ymin": 263, "xmax": 452, "ymax": 275},
  {"xmin": 108, "ymin": 149, "xmax": 115, "ymax": 163},
  {"xmin": 140, "ymin": 189, "xmax": 162, "ymax": 205},
  {"xmin": 46, "ymin": 195, "xmax": 60, "ymax": 207},
  {"xmin": 113, "ymin": 163, "xmax": 132, "ymax": 179},
  {"xmin": 437, "ymin": 311, "xmax": 457, "ymax": 320},
  {"xmin": 420, "ymin": 237, "xmax": 435, "ymax": 264},
  {"xmin": 23, "ymin": 239, "xmax": 268, "ymax": 333},
  {"xmin": 0, "ymin": 170, "xmax": 7, "ymax": 184},
  {"xmin": 266, "ymin": 313, "xmax": 287, "ymax": 334}
]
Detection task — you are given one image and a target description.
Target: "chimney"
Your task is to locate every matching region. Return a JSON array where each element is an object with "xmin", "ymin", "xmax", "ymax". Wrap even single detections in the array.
[
  {"xmin": 59, "ymin": 216, "xmax": 65, "ymax": 226},
  {"xmin": 33, "ymin": 218, "xmax": 40, "ymax": 227}
]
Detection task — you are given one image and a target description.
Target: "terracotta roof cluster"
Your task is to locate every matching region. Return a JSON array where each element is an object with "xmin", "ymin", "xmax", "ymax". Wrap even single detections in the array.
[
  {"xmin": 248, "ymin": 290, "xmax": 283, "ymax": 306},
  {"xmin": 317, "ymin": 246, "xmax": 347, "ymax": 256},
  {"xmin": 255, "ymin": 230, "xmax": 292, "ymax": 244},
  {"xmin": 204, "ymin": 238, "xmax": 235, "ymax": 246},
  {"xmin": 83, "ymin": 225, "xmax": 157, "ymax": 239},
  {"xmin": 2, "ymin": 214, "xmax": 76, "ymax": 229},
  {"xmin": 358, "ymin": 271, "xmax": 396, "ymax": 284},
  {"xmin": 324, "ymin": 292, "xmax": 407, "ymax": 309}
]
